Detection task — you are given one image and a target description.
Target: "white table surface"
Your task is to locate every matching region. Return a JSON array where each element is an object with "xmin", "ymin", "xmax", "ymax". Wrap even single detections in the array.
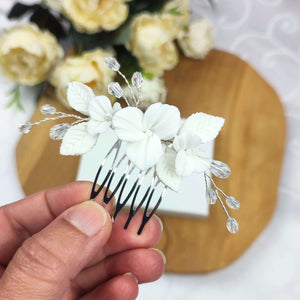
[{"xmin": 0, "ymin": 1, "xmax": 299, "ymax": 299}]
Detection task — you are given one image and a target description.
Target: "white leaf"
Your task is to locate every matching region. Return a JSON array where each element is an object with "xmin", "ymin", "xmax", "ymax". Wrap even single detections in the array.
[
  {"xmin": 143, "ymin": 103, "xmax": 181, "ymax": 140},
  {"xmin": 156, "ymin": 147, "xmax": 181, "ymax": 191},
  {"xmin": 89, "ymin": 96, "xmax": 112, "ymax": 121},
  {"xmin": 112, "ymin": 107, "xmax": 146, "ymax": 142},
  {"xmin": 180, "ymin": 112, "xmax": 225, "ymax": 142},
  {"xmin": 60, "ymin": 122, "xmax": 98, "ymax": 155},
  {"xmin": 67, "ymin": 82, "xmax": 95, "ymax": 115},
  {"xmin": 126, "ymin": 134, "xmax": 163, "ymax": 170}
]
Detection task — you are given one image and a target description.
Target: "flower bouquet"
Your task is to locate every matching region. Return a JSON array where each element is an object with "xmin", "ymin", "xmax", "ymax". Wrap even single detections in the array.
[{"xmin": 0, "ymin": 0, "xmax": 214, "ymax": 110}]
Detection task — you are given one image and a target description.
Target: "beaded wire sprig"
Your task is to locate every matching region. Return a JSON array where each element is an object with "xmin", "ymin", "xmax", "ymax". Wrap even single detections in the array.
[{"xmin": 19, "ymin": 57, "xmax": 240, "ymax": 234}]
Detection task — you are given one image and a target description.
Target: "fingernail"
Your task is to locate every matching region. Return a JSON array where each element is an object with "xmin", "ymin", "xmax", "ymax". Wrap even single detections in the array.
[
  {"xmin": 64, "ymin": 201, "xmax": 108, "ymax": 236},
  {"xmin": 124, "ymin": 272, "xmax": 139, "ymax": 284},
  {"xmin": 154, "ymin": 215, "xmax": 163, "ymax": 232},
  {"xmin": 152, "ymin": 248, "xmax": 166, "ymax": 265}
]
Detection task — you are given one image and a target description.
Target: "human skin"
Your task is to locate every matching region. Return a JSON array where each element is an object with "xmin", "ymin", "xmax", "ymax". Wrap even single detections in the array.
[{"xmin": 0, "ymin": 181, "xmax": 165, "ymax": 300}]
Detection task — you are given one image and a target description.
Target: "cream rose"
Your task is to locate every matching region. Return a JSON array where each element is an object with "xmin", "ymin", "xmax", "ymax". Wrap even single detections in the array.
[
  {"xmin": 128, "ymin": 14, "xmax": 180, "ymax": 76},
  {"xmin": 50, "ymin": 49, "xmax": 115, "ymax": 107},
  {"xmin": 0, "ymin": 24, "xmax": 63, "ymax": 86},
  {"xmin": 163, "ymin": 0, "xmax": 190, "ymax": 27},
  {"xmin": 123, "ymin": 77, "xmax": 167, "ymax": 110},
  {"xmin": 61, "ymin": 0, "xmax": 129, "ymax": 33},
  {"xmin": 178, "ymin": 18, "xmax": 215, "ymax": 59}
]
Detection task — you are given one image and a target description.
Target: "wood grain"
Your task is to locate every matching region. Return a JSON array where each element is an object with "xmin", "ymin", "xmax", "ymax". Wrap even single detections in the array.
[{"xmin": 16, "ymin": 50, "xmax": 285, "ymax": 273}]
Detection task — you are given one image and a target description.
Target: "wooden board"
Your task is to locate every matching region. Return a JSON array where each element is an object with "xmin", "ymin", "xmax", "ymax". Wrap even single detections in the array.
[{"xmin": 16, "ymin": 50, "xmax": 285, "ymax": 273}]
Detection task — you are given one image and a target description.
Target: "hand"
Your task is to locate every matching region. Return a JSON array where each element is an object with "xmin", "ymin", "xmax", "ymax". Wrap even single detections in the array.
[{"xmin": 0, "ymin": 181, "xmax": 165, "ymax": 300}]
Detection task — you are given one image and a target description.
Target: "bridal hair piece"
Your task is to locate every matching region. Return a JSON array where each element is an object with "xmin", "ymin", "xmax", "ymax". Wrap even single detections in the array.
[{"xmin": 19, "ymin": 57, "xmax": 240, "ymax": 234}]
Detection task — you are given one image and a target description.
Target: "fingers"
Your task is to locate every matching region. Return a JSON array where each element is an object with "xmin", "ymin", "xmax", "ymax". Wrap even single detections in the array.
[
  {"xmin": 74, "ymin": 248, "xmax": 165, "ymax": 293},
  {"xmin": 86, "ymin": 212, "xmax": 163, "ymax": 267},
  {"xmin": 80, "ymin": 274, "xmax": 139, "ymax": 300},
  {"xmin": 0, "ymin": 201, "xmax": 112, "ymax": 300},
  {"xmin": 0, "ymin": 181, "xmax": 112, "ymax": 264}
]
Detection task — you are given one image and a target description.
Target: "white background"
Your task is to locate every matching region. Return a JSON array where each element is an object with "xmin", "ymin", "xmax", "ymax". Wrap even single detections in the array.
[{"xmin": 0, "ymin": 1, "xmax": 300, "ymax": 299}]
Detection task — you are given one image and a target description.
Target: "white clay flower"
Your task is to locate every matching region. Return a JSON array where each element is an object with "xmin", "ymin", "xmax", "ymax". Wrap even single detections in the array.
[
  {"xmin": 112, "ymin": 102, "xmax": 181, "ymax": 170},
  {"xmin": 173, "ymin": 132, "xmax": 212, "ymax": 176},
  {"xmin": 174, "ymin": 112, "xmax": 225, "ymax": 176},
  {"xmin": 87, "ymin": 96, "xmax": 121, "ymax": 136},
  {"xmin": 60, "ymin": 82, "xmax": 121, "ymax": 155}
]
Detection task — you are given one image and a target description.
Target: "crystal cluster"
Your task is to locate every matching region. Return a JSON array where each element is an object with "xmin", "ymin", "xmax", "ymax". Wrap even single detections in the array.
[
  {"xmin": 41, "ymin": 104, "xmax": 56, "ymax": 116},
  {"xmin": 205, "ymin": 159, "xmax": 240, "ymax": 234},
  {"xmin": 50, "ymin": 123, "xmax": 70, "ymax": 140},
  {"xmin": 18, "ymin": 122, "xmax": 32, "ymax": 134},
  {"xmin": 104, "ymin": 57, "xmax": 120, "ymax": 71},
  {"xmin": 108, "ymin": 82, "xmax": 124, "ymax": 98}
]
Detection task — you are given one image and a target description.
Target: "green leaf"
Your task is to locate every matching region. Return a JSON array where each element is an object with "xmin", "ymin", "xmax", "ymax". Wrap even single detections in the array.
[
  {"xmin": 115, "ymin": 45, "xmax": 142, "ymax": 79},
  {"xmin": 142, "ymin": 72, "xmax": 155, "ymax": 79},
  {"xmin": 5, "ymin": 85, "xmax": 23, "ymax": 111},
  {"xmin": 70, "ymin": 26, "xmax": 114, "ymax": 52},
  {"xmin": 7, "ymin": 3, "xmax": 39, "ymax": 19},
  {"xmin": 167, "ymin": 7, "xmax": 183, "ymax": 16},
  {"xmin": 128, "ymin": 0, "xmax": 169, "ymax": 14},
  {"xmin": 30, "ymin": 6, "xmax": 66, "ymax": 39}
]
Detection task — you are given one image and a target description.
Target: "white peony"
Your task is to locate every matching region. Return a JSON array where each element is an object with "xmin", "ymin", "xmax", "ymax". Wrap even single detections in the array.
[
  {"xmin": 178, "ymin": 18, "xmax": 215, "ymax": 59},
  {"xmin": 0, "ymin": 24, "xmax": 63, "ymax": 86}
]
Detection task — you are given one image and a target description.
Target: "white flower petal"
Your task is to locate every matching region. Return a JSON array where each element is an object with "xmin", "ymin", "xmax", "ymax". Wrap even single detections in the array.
[
  {"xmin": 173, "ymin": 132, "xmax": 202, "ymax": 152},
  {"xmin": 193, "ymin": 156, "xmax": 211, "ymax": 173},
  {"xmin": 143, "ymin": 103, "xmax": 181, "ymax": 140},
  {"xmin": 180, "ymin": 112, "xmax": 225, "ymax": 143},
  {"xmin": 126, "ymin": 134, "xmax": 163, "ymax": 170},
  {"xmin": 87, "ymin": 119, "xmax": 110, "ymax": 136},
  {"xmin": 112, "ymin": 107, "xmax": 146, "ymax": 142},
  {"xmin": 175, "ymin": 149, "xmax": 197, "ymax": 176},
  {"xmin": 112, "ymin": 102, "xmax": 122, "ymax": 114},
  {"xmin": 89, "ymin": 96, "xmax": 112, "ymax": 121},
  {"xmin": 67, "ymin": 82, "xmax": 95, "ymax": 115},
  {"xmin": 156, "ymin": 147, "xmax": 181, "ymax": 191},
  {"xmin": 60, "ymin": 122, "xmax": 98, "ymax": 155}
]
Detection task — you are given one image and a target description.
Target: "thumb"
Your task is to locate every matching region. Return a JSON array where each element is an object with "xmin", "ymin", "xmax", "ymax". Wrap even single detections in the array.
[{"xmin": 0, "ymin": 201, "xmax": 112, "ymax": 300}]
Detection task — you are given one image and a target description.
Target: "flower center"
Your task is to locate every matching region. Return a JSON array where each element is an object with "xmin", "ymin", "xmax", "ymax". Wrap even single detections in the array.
[
  {"xmin": 184, "ymin": 148, "xmax": 192, "ymax": 155},
  {"xmin": 145, "ymin": 129, "xmax": 153, "ymax": 137},
  {"xmin": 104, "ymin": 113, "xmax": 111, "ymax": 121}
]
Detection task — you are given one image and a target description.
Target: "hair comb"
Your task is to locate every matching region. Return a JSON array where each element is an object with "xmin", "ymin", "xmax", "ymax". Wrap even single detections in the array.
[{"xmin": 19, "ymin": 57, "xmax": 240, "ymax": 234}]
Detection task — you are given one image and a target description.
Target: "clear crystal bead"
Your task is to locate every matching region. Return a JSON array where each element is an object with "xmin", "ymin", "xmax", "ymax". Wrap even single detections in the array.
[
  {"xmin": 132, "ymin": 72, "xmax": 143, "ymax": 89},
  {"xmin": 226, "ymin": 217, "xmax": 239, "ymax": 233},
  {"xmin": 41, "ymin": 104, "xmax": 56, "ymax": 116},
  {"xmin": 104, "ymin": 57, "xmax": 120, "ymax": 71},
  {"xmin": 18, "ymin": 122, "xmax": 32, "ymax": 134},
  {"xmin": 210, "ymin": 160, "xmax": 231, "ymax": 178},
  {"xmin": 226, "ymin": 196, "xmax": 240, "ymax": 210},
  {"xmin": 49, "ymin": 123, "xmax": 70, "ymax": 140},
  {"xmin": 206, "ymin": 188, "xmax": 217, "ymax": 205},
  {"xmin": 108, "ymin": 82, "xmax": 123, "ymax": 98}
]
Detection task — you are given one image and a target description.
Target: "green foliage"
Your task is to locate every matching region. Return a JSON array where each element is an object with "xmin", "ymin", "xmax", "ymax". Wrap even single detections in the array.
[
  {"xmin": 128, "ymin": 0, "xmax": 169, "ymax": 15},
  {"xmin": 115, "ymin": 46, "xmax": 142, "ymax": 79},
  {"xmin": 8, "ymin": 2, "xmax": 66, "ymax": 39},
  {"xmin": 167, "ymin": 7, "xmax": 183, "ymax": 16},
  {"xmin": 6, "ymin": 85, "xmax": 24, "ymax": 110}
]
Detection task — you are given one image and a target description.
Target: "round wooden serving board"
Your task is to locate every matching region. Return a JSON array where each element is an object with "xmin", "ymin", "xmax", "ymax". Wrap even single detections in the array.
[{"xmin": 16, "ymin": 50, "xmax": 285, "ymax": 273}]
